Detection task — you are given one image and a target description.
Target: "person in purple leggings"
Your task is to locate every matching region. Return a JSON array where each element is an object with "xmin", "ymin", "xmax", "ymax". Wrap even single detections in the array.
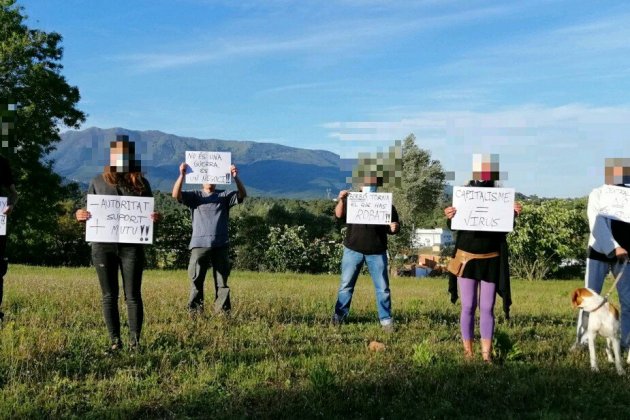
[{"xmin": 444, "ymin": 154, "xmax": 521, "ymax": 362}]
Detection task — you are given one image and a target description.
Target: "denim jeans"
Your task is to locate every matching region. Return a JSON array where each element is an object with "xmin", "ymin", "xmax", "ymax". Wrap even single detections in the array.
[
  {"xmin": 187, "ymin": 246, "xmax": 231, "ymax": 313},
  {"xmin": 92, "ymin": 243, "xmax": 145, "ymax": 345},
  {"xmin": 576, "ymin": 258, "xmax": 630, "ymax": 347},
  {"xmin": 334, "ymin": 246, "xmax": 392, "ymax": 323}
]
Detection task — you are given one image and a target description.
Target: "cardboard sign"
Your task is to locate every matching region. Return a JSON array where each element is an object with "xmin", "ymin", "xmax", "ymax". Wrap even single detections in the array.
[
  {"xmin": 598, "ymin": 185, "xmax": 630, "ymax": 223},
  {"xmin": 0, "ymin": 197, "xmax": 6, "ymax": 236},
  {"xmin": 346, "ymin": 192, "xmax": 393, "ymax": 225},
  {"xmin": 185, "ymin": 151, "xmax": 232, "ymax": 184},
  {"xmin": 451, "ymin": 187, "xmax": 515, "ymax": 232},
  {"xmin": 85, "ymin": 195, "xmax": 154, "ymax": 244}
]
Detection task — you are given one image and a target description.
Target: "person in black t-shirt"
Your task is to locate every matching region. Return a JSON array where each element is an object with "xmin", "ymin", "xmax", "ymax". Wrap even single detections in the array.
[
  {"xmin": 574, "ymin": 158, "xmax": 630, "ymax": 351},
  {"xmin": 0, "ymin": 155, "xmax": 18, "ymax": 322},
  {"xmin": 331, "ymin": 176, "xmax": 400, "ymax": 331}
]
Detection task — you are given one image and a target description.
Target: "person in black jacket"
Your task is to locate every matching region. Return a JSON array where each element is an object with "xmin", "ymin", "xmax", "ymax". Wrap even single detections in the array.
[
  {"xmin": 75, "ymin": 135, "xmax": 160, "ymax": 353},
  {"xmin": 444, "ymin": 154, "xmax": 521, "ymax": 362}
]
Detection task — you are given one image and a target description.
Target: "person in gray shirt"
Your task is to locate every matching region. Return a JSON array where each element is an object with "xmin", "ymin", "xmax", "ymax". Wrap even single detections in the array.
[{"xmin": 172, "ymin": 162, "xmax": 246, "ymax": 314}]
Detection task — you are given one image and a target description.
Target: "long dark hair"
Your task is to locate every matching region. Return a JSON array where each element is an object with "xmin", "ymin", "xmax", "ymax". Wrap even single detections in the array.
[{"xmin": 102, "ymin": 172, "xmax": 147, "ymax": 195}]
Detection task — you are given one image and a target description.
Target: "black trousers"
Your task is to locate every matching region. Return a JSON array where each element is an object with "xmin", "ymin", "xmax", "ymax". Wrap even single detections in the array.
[
  {"xmin": 91, "ymin": 243, "xmax": 144, "ymax": 344},
  {"xmin": 0, "ymin": 235, "xmax": 7, "ymax": 310}
]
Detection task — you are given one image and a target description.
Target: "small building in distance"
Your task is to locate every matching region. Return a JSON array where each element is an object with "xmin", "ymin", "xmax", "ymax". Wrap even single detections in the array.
[{"xmin": 411, "ymin": 228, "xmax": 454, "ymax": 253}]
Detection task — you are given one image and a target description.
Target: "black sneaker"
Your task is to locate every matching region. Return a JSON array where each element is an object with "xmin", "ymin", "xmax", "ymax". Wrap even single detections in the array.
[
  {"xmin": 0, "ymin": 311, "xmax": 4, "ymax": 322},
  {"xmin": 103, "ymin": 340, "xmax": 123, "ymax": 356}
]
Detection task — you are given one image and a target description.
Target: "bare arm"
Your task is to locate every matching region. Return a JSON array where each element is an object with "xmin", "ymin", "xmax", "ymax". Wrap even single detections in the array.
[
  {"xmin": 172, "ymin": 162, "xmax": 187, "ymax": 202},
  {"xmin": 335, "ymin": 190, "xmax": 349, "ymax": 218},
  {"xmin": 231, "ymin": 165, "xmax": 247, "ymax": 201},
  {"xmin": 2, "ymin": 184, "xmax": 18, "ymax": 215}
]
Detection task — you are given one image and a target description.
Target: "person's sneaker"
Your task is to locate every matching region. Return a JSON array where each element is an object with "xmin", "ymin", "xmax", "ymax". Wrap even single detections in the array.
[
  {"xmin": 331, "ymin": 314, "xmax": 343, "ymax": 326},
  {"xmin": 0, "ymin": 311, "xmax": 4, "ymax": 322},
  {"xmin": 103, "ymin": 340, "xmax": 123, "ymax": 356},
  {"xmin": 381, "ymin": 320, "xmax": 395, "ymax": 333}
]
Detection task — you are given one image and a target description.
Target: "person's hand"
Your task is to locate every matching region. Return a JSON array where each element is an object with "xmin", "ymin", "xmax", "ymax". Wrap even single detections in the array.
[
  {"xmin": 390, "ymin": 222, "xmax": 399, "ymax": 233},
  {"xmin": 514, "ymin": 202, "xmax": 523, "ymax": 217},
  {"xmin": 230, "ymin": 164, "xmax": 238, "ymax": 179},
  {"xmin": 75, "ymin": 209, "xmax": 91, "ymax": 222},
  {"xmin": 2, "ymin": 205, "xmax": 13, "ymax": 215},
  {"xmin": 151, "ymin": 212, "xmax": 161, "ymax": 223},
  {"xmin": 179, "ymin": 162, "xmax": 188, "ymax": 177},
  {"xmin": 444, "ymin": 206, "xmax": 457, "ymax": 219},
  {"xmin": 615, "ymin": 247, "xmax": 628, "ymax": 262},
  {"xmin": 338, "ymin": 190, "xmax": 349, "ymax": 201}
]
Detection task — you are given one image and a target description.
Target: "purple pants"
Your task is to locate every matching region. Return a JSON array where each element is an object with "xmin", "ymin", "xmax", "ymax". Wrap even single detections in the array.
[{"xmin": 458, "ymin": 277, "xmax": 497, "ymax": 340}]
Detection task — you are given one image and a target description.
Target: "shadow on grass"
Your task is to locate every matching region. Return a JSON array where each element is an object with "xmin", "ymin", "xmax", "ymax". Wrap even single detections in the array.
[{"xmin": 72, "ymin": 363, "xmax": 630, "ymax": 419}]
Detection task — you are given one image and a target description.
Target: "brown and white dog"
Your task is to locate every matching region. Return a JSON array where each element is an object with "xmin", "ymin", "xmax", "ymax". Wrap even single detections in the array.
[{"xmin": 572, "ymin": 287, "xmax": 627, "ymax": 375}]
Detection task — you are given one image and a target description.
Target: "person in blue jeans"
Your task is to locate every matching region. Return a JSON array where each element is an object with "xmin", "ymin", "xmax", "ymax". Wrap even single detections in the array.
[
  {"xmin": 332, "ymin": 176, "xmax": 400, "ymax": 331},
  {"xmin": 574, "ymin": 158, "xmax": 630, "ymax": 351}
]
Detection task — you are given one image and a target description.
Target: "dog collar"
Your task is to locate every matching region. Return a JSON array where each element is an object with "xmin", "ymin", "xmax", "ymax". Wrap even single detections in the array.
[{"xmin": 589, "ymin": 297, "xmax": 608, "ymax": 313}]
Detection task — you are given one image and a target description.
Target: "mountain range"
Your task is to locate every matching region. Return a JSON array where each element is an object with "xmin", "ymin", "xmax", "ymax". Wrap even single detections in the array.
[{"xmin": 52, "ymin": 127, "xmax": 352, "ymax": 198}]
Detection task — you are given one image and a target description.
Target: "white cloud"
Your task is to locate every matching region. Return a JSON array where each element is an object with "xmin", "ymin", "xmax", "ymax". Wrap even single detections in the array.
[{"xmin": 324, "ymin": 103, "xmax": 630, "ymax": 197}]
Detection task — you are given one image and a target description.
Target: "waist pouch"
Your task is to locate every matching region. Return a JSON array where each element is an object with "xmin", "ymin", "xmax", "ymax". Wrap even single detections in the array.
[{"xmin": 447, "ymin": 249, "xmax": 500, "ymax": 277}]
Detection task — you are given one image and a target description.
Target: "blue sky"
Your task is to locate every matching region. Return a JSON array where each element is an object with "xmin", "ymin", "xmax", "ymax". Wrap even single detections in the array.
[{"xmin": 17, "ymin": 0, "xmax": 630, "ymax": 197}]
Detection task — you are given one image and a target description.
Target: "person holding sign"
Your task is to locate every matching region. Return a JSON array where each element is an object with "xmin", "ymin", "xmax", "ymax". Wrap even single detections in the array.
[
  {"xmin": 331, "ymin": 176, "xmax": 400, "ymax": 332},
  {"xmin": 0, "ymin": 154, "xmax": 19, "ymax": 323},
  {"xmin": 75, "ymin": 135, "xmax": 160, "ymax": 354},
  {"xmin": 574, "ymin": 158, "xmax": 630, "ymax": 351},
  {"xmin": 444, "ymin": 154, "xmax": 522, "ymax": 362},
  {"xmin": 172, "ymin": 161, "xmax": 246, "ymax": 315}
]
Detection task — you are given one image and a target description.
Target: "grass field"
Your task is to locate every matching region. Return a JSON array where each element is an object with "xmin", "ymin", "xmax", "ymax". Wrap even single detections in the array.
[{"xmin": 1, "ymin": 265, "xmax": 629, "ymax": 419}]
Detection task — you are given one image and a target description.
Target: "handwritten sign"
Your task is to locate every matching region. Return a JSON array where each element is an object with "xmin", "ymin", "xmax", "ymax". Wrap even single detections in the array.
[
  {"xmin": 346, "ymin": 192, "xmax": 393, "ymax": 225},
  {"xmin": 598, "ymin": 185, "xmax": 630, "ymax": 223},
  {"xmin": 0, "ymin": 197, "xmax": 6, "ymax": 236},
  {"xmin": 185, "ymin": 151, "xmax": 232, "ymax": 184},
  {"xmin": 451, "ymin": 187, "xmax": 515, "ymax": 232},
  {"xmin": 85, "ymin": 195, "xmax": 154, "ymax": 244}
]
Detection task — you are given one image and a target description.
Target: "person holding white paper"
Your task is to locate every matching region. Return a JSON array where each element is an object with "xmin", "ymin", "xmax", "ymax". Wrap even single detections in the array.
[
  {"xmin": 574, "ymin": 158, "xmax": 630, "ymax": 351},
  {"xmin": 331, "ymin": 176, "xmax": 400, "ymax": 332},
  {"xmin": 0, "ymin": 154, "xmax": 19, "ymax": 323},
  {"xmin": 444, "ymin": 154, "xmax": 521, "ymax": 362},
  {"xmin": 172, "ymin": 161, "xmax": 246, "ymax": 315},
  {"xmin": 75, "ymin": 135, "xmax": 160, "ymax": 354}
]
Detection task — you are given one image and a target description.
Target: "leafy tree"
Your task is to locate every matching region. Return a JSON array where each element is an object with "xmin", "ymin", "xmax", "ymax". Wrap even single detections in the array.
[
  {"xmin": 508, "ymin": 198, "xmax": 588, "ymax": 280},
  {"xmin": 1, "ymin": 0, "xmax": 85, "ymax": 263},
  {"xmin": 351, "ymin": 135, "xmax": 446, "ymax": 273}
]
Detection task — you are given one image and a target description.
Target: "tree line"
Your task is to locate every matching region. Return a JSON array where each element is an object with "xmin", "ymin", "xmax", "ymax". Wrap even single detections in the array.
[{"xmin": 1, "ymin": 0, "xmax": 590, "ymax": 280}]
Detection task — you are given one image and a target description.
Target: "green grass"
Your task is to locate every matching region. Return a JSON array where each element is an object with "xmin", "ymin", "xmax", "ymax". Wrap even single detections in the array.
[{"xmin": 1, "ymin": 265, "xmax": 629, "ymax": 419}]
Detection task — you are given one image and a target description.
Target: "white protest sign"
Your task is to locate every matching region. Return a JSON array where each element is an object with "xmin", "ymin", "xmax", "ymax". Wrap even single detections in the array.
[
  {"xmin": 346, "ymin": 192, "xmax": 393, "ymax": 225},
  {"xmin": 85, "ymin": 195, "xmax": 154, "ymax": 244},
  {"xmin": 0, "ymin": 197, "xmax": 7, "ymax": 236},
  {"xmin": 451, "ymin": 186, "xmax": 515, "ymax": 232},
  {"xmin": 185, "ymin": 151, "xmax": 232, "ymax": 184},
  {"xmin": 598, "ymin": 185, "xmax": 630, "ymax": 223}
]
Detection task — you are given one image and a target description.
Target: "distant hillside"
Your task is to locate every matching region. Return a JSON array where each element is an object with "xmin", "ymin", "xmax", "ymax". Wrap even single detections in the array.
[{"xmin": 51, "ymin": 127, "xmax": 351, "ymax": 198}]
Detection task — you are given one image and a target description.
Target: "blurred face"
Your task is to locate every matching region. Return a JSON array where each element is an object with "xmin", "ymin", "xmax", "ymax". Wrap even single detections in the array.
[
  {"xmin": 472, "ymin": 153, "xmax": 500, "ymax": 182},
  {"xmin": 109, "ymin": 141, "xmax": 131, "ymax": 173},
  {"xmin": 361, "ymin": 176, "xmax": 378, "ymax": 192},
  {"xmin": 202, "ymin": 183, "xmax": 216, "ymax": 192},
  {"xmin": 605, "ymin": 158, "xmax": 630, "ymax": 185}
]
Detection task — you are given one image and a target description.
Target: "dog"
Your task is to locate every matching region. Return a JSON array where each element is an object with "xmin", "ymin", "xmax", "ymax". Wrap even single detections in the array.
[{"xmin": 572, "ymin": 287, "xmax": 627, "ymax": 375}]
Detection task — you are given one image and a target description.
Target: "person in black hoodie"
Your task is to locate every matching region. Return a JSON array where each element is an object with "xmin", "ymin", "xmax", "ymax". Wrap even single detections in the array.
[{"xmin": 444, "ymin": 154, "xmax": 521, "ymax": 362}]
